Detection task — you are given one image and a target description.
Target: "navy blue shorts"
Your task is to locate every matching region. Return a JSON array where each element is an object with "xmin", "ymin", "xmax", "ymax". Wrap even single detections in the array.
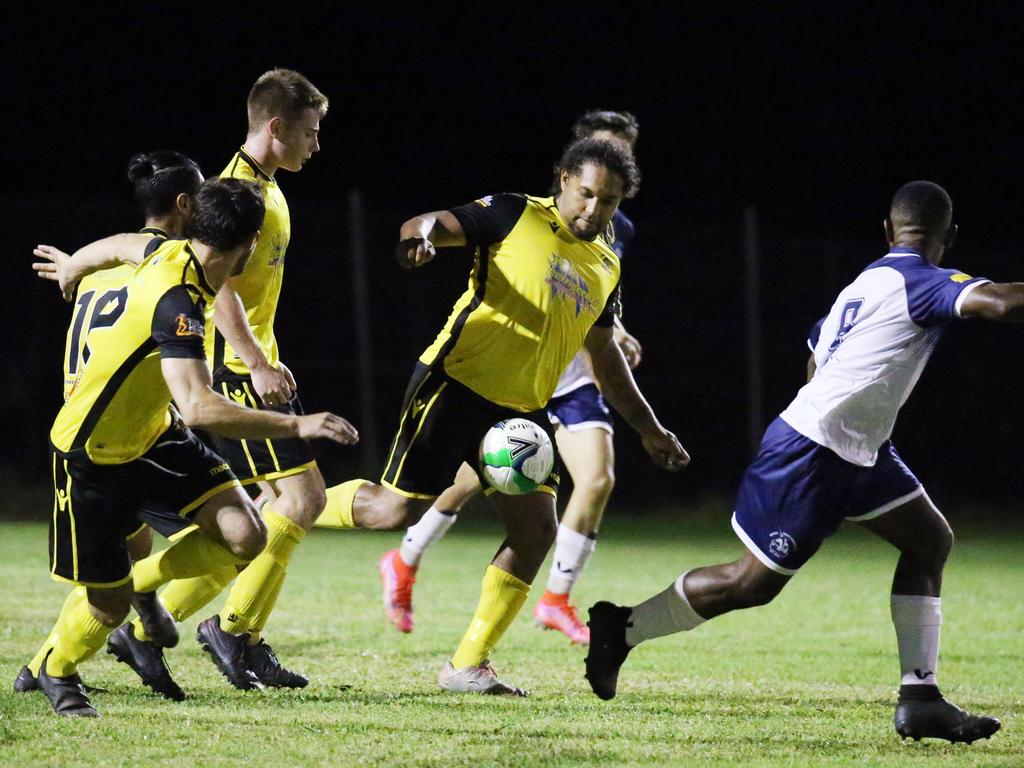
[
  {"xmin": 546, "ymin": 383, "xmax": 614, "ymax": 434},
  {"xmin": 732, "ymin": 417, "xmax": 923, "ymax": 575}
]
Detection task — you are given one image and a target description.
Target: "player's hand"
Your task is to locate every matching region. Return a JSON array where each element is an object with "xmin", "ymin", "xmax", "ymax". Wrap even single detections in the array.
[
  {"xmin": 395, "ymin": 237, "xmax": 436, "ymax": 269},
  {"xmin": 641, "ymin": 427, "xmax": 690, "ymax": 472},
  {"xmin": 279, "ymin": 361, "xmax": 298, "ymax": 392},
  {"xmin": 251, "ymin": 363, "xmax": 293, "ymax": 407},
  {"xmin": 32, "ymin": 245, "xmax": 77, "ymax": 302},
  {"xmin": 296, "ymin": 412, "xmax": 359, "ymax": 444},
  {"xmin": 614, "ymin": 328, "xmax": 643, "ymax": 369}
]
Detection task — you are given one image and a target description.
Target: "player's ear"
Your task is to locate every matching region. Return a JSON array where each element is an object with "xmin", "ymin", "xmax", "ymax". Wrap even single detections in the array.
[
  {"xmin": 944, "ymin": 223, "xmax": 958, "ymax": 249},
  {"xmin": 177, "ymin": 193, "xmax": 192, "ymax": 217},
  {"xmin": 560, "ymin": 169, "xmax": 571, "ymax": 192},
  {"xmin": 883, "ymin": 218, "xmax": 894, "ymax": 245},
  {"xmin": 267, "ymin": 116, "xmax": 283, "ymax": 139}
]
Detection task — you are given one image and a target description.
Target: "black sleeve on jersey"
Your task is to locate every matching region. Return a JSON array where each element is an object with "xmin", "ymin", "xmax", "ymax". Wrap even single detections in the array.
[
  {"xmin": 152, "ymin": 285, "xmax": 207, "ymax": 359},
  {"xmin": 594, "ymin": 283, "xmax": 622, "ymax": 328},
  {"xmin": 143, "ymin": 236, "xmax": 166, "ymax": 259},
  {"xmin": 449, "ymin": 193, "xmax": 528, "ymax": 246}
]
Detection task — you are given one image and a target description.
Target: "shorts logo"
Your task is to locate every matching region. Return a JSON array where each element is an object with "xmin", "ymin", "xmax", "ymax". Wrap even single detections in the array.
[
  {"xmin": 176, "ymin": 314, "xmax": 205, "ymax": 338},
  {"xmin": 474, "ymin": 196, "xmax": 494, "ymax": 208},
  {"xmin": 210, "ymin": 463, "xmax": 230, "ymax": 476},
  {"xmin": 949, "ymin": 273, "xmax": 973, "ymax": 283},
  {"xmin": 768, "ymin": 530, "xmax": 797, "ymax": 561}
]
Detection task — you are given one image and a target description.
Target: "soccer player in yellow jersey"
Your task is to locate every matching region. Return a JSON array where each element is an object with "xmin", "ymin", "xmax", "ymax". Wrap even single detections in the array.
[
  {"xmin": 26, "ymin": 179, "xmax": 357, "ymax": 717},
  {"xmin": 376, "ymin": 110, "xmax": 648, "ymax": 643},
  {"xmin": 146, "ymin": 68, "xmax": 334, "ymax": 689},
  {"xmin": 20, "ymin": 151, "xmax": 203, "ymax": 697},
  {"xmin": 317, "ymin": 138, "xmax": 689, "ymax": 694}
]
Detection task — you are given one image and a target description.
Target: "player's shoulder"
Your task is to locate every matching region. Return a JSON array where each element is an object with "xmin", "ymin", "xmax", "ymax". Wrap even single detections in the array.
[{"xmin": 221, "ymin": 150, "xmax": 271, "ymax": 184}]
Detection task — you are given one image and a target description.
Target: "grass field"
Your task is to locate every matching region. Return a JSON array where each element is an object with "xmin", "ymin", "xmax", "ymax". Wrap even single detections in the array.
[{"xmin": 1, "ymin": 512, "xmax": 1021, "ymax": 767}]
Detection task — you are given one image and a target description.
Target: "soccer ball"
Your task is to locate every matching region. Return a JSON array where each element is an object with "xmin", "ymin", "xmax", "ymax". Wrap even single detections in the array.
[{"xmin": 478, "ymin": 418, "xmax": 555, "ymax": 495}]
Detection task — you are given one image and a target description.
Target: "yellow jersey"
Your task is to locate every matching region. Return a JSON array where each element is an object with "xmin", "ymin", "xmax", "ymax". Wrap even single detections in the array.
[
  {"xmin": 51, "ymin": 239, "xmax": 215, "ymax": 464},
  {"xmin": 62, "ymin": 227, "xmax": 168, "ymax": 401},
  {"xmin": 210, "ymin": 149, "xmax": 289, "ymax": 375},
  {"xmin": 420, "ymin": 194, "xmax": 621, "ymax": 411}
]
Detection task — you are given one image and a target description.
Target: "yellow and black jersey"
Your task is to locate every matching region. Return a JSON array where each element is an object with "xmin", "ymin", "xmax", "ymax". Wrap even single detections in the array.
[
  {"xmin": 51, "ymin": 238, "xmax": 215, "ymax": 464},
  {"xmin": 62, "ymin": 227, "xmax": 168, "ymax": 401},
  {"xmin": 210, "ymin": 149, "xmax": 289, "ymax": 374},
  {"xmin": 420, "ymin": 194, "xmax": 621, "ymax": 412}
]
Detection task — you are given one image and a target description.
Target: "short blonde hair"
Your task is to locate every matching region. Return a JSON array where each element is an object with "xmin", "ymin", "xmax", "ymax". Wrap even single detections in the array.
[{"xmin": 247, "ymin": 68, "xmax": 328, "ymax": 130}]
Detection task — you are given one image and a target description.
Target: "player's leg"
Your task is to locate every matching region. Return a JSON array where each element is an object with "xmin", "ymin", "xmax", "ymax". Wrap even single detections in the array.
[
  {"xmin": 586, "ymin": 417, "xmax": 830, "ymax": 700},
  {"xmin": 380, "ymin": 462, "xmax": 481, "ymax": 633},
  {"xmin": 217, "ymin": 467, "xmax": 326, "ymax": 687},
  {"xmin": 440, "ymin": 490, "xmax": 558, "ymax": 696},
  {"xmin": 855, "ymin": 489, "xmax": 1000, "ymax": 743},
  {"xmin": 535, "ymin": 423, "xmax": 614, "ymax": 643}
]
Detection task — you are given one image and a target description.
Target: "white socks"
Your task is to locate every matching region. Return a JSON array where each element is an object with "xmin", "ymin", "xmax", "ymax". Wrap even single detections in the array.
[
  {"xmin": 891, "ymin": 594, "xmax": 941, "ymax": 687},
  {"xmin": 625, "ymin": 572, "xmax": 706, "ymax": 646},
  {"xmin": 545, "ymin": 524, "xmax": 597, "ymax": 595},
  {"xmin": 398, "ymin": 506, "xmax": 458, "ymax": 567}
]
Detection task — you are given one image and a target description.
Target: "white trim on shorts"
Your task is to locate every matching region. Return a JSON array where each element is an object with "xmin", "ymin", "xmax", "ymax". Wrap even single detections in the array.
[
  {"xmin": 844, "ymin": 485, "xmax": 925, "ymax": 522},
  {"xmin": 731, "ymin": 513, "xmax": 798, "ymax": 576},
  {"xmin": 548, "ymin": 415, "xmax": 614, "ymax": 435}
]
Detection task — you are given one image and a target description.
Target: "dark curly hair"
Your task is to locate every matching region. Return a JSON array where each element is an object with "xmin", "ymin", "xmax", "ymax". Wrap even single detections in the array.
[
  {"xmin": 572, "ymin": 109, "xmax": 639, "ymax": 144},
  {"xmin": 186, "ymin": 178, "xmax": 265, "ymax": 251},
  {"xmin": 555, "ymin": 137, "xmax": 641, "ymax": 198}
]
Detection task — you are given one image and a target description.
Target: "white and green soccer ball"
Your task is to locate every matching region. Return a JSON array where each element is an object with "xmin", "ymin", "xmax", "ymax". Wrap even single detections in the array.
[{"xmin": 478, "ymin": 418, "xmax": 555, "ymax": 495}]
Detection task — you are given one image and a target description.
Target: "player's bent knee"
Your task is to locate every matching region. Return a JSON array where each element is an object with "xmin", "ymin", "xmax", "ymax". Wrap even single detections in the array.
[
  {"xmin": 86, "ymin": 586, "xmax": 131, "ymax": 627},
  {"xmin": 725, "ymin": 558, "xmax": 788, "ymax": 608},
  {"xmin": 228, "ymin": 511, "xmax": 268, "ymax": 560}
]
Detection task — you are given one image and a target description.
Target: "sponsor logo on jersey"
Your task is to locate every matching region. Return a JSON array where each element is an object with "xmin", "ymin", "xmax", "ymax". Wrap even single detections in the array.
[
  {"xmin": 950, "ymin": 273, "xmax": 973, "ymax": 283},
  {"xmin": 176, "ymin": 314, "xmax": 205, "ymax": 338},
  {"xmin": 545, "ymin": 255, "xmax": 595, "ymax": 317},
  {"xmin": 767, "ymin": 530, "xmax": 797, "ymax": 560}
]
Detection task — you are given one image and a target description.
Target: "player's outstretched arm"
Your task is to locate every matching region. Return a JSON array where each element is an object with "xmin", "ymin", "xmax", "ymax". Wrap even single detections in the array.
[
  {"xmin": 395, "ymin": 210, "xmax": 466, "ymax": 268},
  {"xmin": 959, "ymin": 282, "xmax": 1024, "ymax": 322},
  {"xmin": 212, "ymin": 281, "xmax": 293, "ymax": 406},
  {"xmin": 585, "ymin": 325, "xmax": 689, "ymax": 471},
  {"xmin": 32, "ymin": 234, "xmax": 150, "ymax": 301},
  {"xmin": 162, "ymin": 357, "xmax": 358, "ymax": 444}
]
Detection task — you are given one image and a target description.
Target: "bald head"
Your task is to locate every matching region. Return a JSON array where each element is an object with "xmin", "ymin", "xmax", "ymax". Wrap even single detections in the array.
[{"xmin": 885, "ymin": 181, "xmax": 956, "ymax": 264}]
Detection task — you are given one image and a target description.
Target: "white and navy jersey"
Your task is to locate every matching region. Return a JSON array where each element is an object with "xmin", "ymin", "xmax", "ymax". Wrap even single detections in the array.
[
  {"xmin": 552, "ymin": 209, "xmax": 634, "ymax": 398},
  {"xmin": 780, "ymin": 247, "xmax": 989, "ymax": 466}
]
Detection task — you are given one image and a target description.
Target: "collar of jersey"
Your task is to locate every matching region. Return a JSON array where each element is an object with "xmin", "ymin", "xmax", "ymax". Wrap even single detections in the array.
[
  {"xmin": 237, "ymin": 148, "xmax": 273, "ymax": 182},
  {"xmin": 541, "ymin": 196, "xmax": 591, "ymax": 243},
  {"xmin": 185, "ymin": 242, "xmax": 217, "ymax": 297},
  {"xmin": 885, "ymin": 246, "xmax": 924, "ymax": 258}
]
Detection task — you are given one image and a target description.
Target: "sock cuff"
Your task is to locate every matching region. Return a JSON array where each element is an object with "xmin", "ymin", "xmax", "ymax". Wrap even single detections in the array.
[
  {"xmin": 320, "ymin": 480, "xmax": 368, "ymax": 529},
  {"xmin": 264, "ymin": 507, "xmax": 306, "ymax": 542},
  {"xmin": 485, "ymin": 565, "xmax": 530, "ymax": 594},
  {"xmin": 891, "ymin": 594, "xmax": 942, "ymax": 624},
  {"xmin": 670, "ymin": 571, "xmax": 706, "ymax": 627},
  {"xmin": 555, "ymin": 523, "xmax": 597, "ymax": 552}
]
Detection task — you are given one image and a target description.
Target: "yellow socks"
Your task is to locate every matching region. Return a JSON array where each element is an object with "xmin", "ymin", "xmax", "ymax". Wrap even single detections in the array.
[
  {"xmin": 160, "ymin": 567, "xmax": 237, "ymax": 622},
  {"xmin": 44, "ymin": 595, "xmax": 115, "ymax": 677},
  {"xmin": 133, "ymin": 527, "xmax": 246, "ymax": 594},
  {"xmin": 450, "ymin": 565, "xmax": 530, "ymax": 669},
  {"xmin": 28, "ymin": 587, "xmax": 86, "ymax": 675},
  {"xmin": 314, "ymin": 479, "xmax": 367, "ymax": 529},
  {"xmin": 128, "ymin": 566, "xmax": 237, "ymax": 641},
  {"xmin": 219, "ymin": 508, "xmax": 305, "ymax": 635}
]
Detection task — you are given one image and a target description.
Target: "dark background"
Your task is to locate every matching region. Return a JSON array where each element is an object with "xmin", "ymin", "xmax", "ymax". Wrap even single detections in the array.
[{"xmin": 5, "ymin": 6, "xmax": 1024, "ymax": 520}]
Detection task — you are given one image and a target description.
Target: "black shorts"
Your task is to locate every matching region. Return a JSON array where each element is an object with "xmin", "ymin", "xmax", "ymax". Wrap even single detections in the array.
[
  {"xmin": 49, "ymin": 424, "xmax": 241, "ymax": 587},
  {"xmin": 380, "ymin": 362, "xmax": 560, "ymax": 499},
  {"xmin": 200, "ymin": 370, "xmax": 317, "ymax": 485}
]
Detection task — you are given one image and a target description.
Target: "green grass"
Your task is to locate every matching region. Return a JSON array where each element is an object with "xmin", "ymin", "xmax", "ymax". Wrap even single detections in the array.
[{"xmin": 1, "ymin": 513, "xmax": 1021, "ymax": 767}]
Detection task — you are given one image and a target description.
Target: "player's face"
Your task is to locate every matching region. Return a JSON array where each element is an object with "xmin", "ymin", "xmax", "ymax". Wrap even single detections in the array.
[
  {"xmin": 274, "ymin": 107, "xmax": 322, "ymax": 172},
  {"xmin": 230, "ymin": 231, "xmax": 260, "ymax": 276},
  {"xmin": 558, "ymin": 163, "xmax": 625, "ymax": 240}
]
